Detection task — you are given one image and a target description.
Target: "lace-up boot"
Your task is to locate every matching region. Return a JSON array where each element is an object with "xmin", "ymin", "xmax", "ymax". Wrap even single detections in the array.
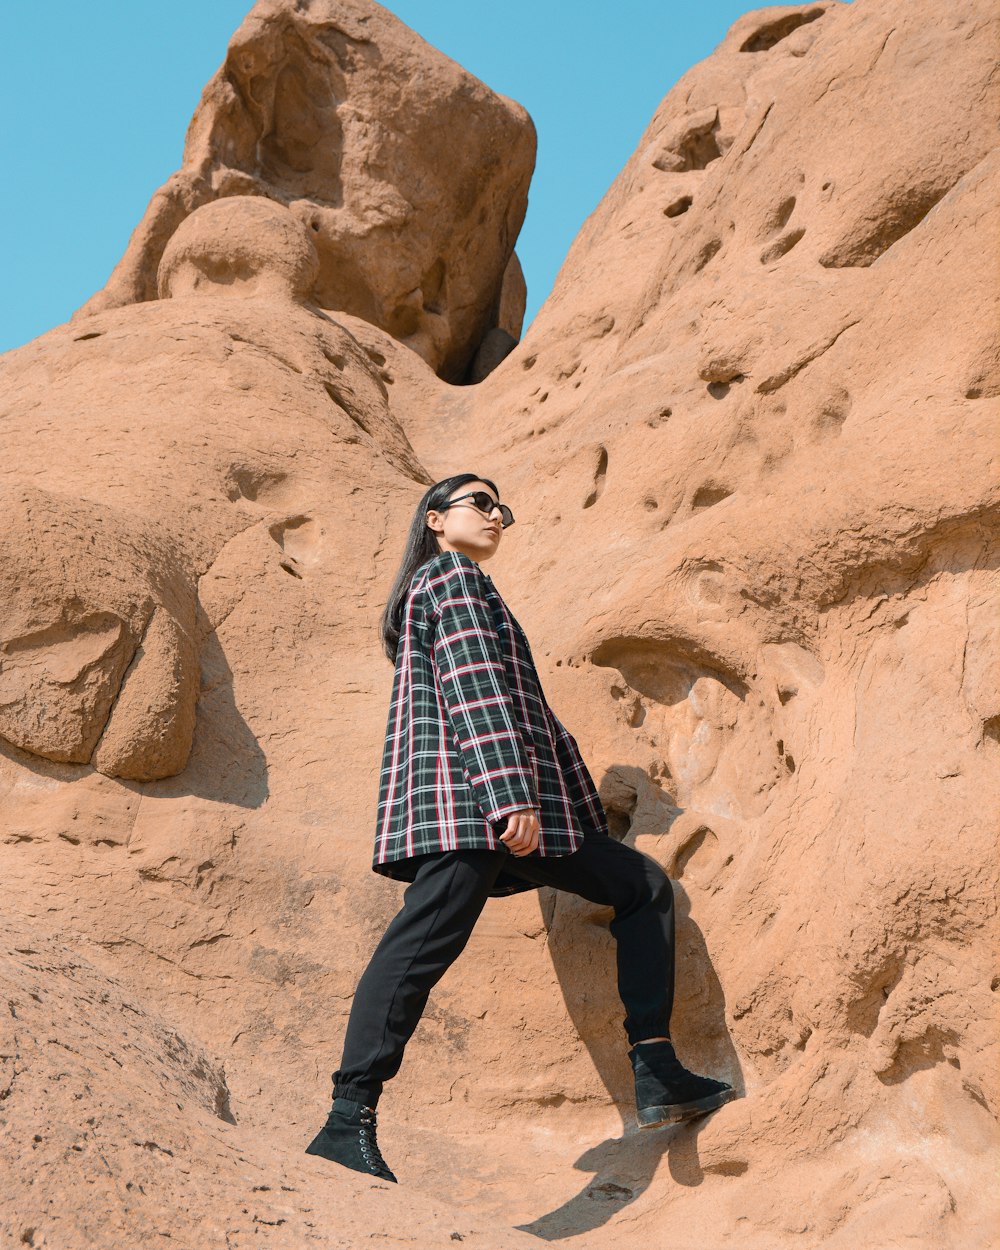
[
  {"xmin": 305, "ymin": 1096, "xmax": 398, "ymax": 1182},
  {"xmin": 630, "ymin": 1039, "xmax": 735, "ymax": 1128}
]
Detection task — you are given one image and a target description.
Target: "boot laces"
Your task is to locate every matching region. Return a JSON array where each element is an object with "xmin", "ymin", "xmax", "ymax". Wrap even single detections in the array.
[{"xmin": 358, "ymin": 1105, "xmax": 389, "ymax": 1173}]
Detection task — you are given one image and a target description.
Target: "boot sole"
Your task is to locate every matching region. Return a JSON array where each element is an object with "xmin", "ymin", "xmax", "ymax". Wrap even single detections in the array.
[{"xmin": 637, "ymin": 1085, "xmax": 736, "ymax": 1128}]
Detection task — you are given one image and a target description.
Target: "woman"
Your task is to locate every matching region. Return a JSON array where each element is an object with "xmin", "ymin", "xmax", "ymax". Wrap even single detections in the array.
[{"xmin": 305, "ymin": 473, "xmax": 734, "ymax": 1182}]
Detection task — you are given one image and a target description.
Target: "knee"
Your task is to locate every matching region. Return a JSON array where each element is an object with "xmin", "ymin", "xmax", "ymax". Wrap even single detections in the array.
[
  {"xmin": 644, "ymin": 860, "xmax": 674, "ymax": 910},
  {"xmin": 611, "ymin": 851, "xmax": 673, "ymax": 914}
]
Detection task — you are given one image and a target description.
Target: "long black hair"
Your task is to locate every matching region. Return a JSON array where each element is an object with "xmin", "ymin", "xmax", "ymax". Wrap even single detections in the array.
[{"xmin": 379, "ymin": 472, "xmax": 500, "ymax": 663}]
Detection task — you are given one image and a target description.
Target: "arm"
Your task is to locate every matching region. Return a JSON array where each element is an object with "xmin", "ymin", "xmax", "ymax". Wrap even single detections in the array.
[{"xmin": 424, "ymin": 553, "xmax": 540, "ymax": 823}]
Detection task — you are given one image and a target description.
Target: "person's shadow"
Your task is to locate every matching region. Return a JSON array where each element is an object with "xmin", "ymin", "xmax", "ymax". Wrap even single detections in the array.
[{"xmin": 514, "ymin": 768, "xmax": 744, "ymax": 1239}]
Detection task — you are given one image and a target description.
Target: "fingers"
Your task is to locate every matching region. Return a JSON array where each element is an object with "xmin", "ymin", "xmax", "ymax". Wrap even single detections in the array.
[{"xmin": 499, "ymin": 809, "xmax": 540, "ymax": 855}]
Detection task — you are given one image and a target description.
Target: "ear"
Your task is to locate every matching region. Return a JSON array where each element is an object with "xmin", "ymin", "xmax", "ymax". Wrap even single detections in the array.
[{"xmin": 425, "ymin": 509, "xmax": 444, "ymax": 534}]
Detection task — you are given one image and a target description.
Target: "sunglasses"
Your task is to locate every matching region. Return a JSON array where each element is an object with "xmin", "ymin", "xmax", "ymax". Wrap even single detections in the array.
[{"xmin": 437, "ymin": 490, "xmax": 515, "ymax": 529}]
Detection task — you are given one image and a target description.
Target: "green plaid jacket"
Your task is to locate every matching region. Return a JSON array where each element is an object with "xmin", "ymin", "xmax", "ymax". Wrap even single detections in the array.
[{"xmin": 373, "ymin": 549, "xmax": 610, "ymax": 897}]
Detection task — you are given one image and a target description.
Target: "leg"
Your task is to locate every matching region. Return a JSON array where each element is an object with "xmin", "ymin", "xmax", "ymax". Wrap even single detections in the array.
[
  {"xmin": 331, "ymin": 849, "xmax": 504, "ymax": 1108},
  {"xmin": 497, "ymin": 830, "xmax": 675, "ymax": 1046},
  {"xmin": 500, "ymin": 833, "xmax": 734, "ymax": 1126}
]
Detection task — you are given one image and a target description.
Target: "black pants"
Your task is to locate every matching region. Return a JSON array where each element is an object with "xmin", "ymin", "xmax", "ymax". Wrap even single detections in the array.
[{"xmin": 331, "ymin": 831, "xmax": 675, "ymax": 1108}]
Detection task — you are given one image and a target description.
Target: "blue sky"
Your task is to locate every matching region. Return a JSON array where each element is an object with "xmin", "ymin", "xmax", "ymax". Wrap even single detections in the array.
[{"xmin": 1, "ymin": 1, "xmax": 776, "ymax": 354}]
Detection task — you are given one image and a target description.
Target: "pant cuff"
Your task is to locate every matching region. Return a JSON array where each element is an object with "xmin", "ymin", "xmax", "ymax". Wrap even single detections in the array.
[
  {"xmin": 626, "ymin": 1023, "xmax": 673, "ymax": 1047},
  {"xmin": 332, "ymin": 1080, "xmax": 382, "ymax": 1108}
]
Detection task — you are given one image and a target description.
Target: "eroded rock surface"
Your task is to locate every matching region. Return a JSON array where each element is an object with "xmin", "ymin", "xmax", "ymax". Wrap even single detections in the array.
[
  {"xmin": 75, "ymin": 0, "xmax": 534, "ymax": 382},
  {"xmin": 0, "ymin": 487, "xmax": 200, "ymax": 780},
  {"xmin": 1, "ymin": 0, "xmax": 997, "ymax": 1247}
]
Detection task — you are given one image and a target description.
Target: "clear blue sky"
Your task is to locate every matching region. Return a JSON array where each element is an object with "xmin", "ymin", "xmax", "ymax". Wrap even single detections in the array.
[{"xmin": 1, "ymin": 1, "xmax": 778, "ymax": 355}]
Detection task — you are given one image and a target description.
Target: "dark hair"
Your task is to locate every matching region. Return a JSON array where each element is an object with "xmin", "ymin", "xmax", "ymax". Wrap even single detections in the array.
[{"xmin": 379, "ymin": 472, "xmax": 501, "ymax": 663}]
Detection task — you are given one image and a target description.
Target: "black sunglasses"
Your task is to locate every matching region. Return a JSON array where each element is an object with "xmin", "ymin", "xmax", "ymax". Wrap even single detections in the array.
[{"xmin": 438, "ymin": 490, "xmax": 515, "ymax": 529}]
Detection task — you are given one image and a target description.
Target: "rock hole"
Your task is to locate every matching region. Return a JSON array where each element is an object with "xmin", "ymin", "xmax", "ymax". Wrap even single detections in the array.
[
  {"xmin": 643, "ymin": 497, "xmax": 658, "ymax": 511},
  {"xmin": 653, "ymin": 109, "xmax": 724, "ymax": 172},
  {"xmin": 72, "ymin": 331, "xmax": 104, "ymax": 342},
  {"xmin": 740, "ymin": 9, "xmax": 824, "ymax": 52},
  {"xmin": 818, "ymin": 182, "xmax": 954, "ymax": 268},
  {"xmin": 693, "ymin": 238, "xmax": 723, "ymax": 273},
  {"xmin": 625, "ymin": 694, "xmax": 646, "ymax": 727},
  {"xmin": 322, "ymin": 347, "xmax": 347, "ymax": 370},
  {"xmin": 604, "ymin": 787, "xmax": 637, "ymax": 842},
  {"xmin": 760, "ymin": 227, "xmax": 806, "ymax": 264},
  {"xmin": 707, "ymin": 375, "xmax": 743, "ymax": 399},
  {"xmin": 196, "ymin": 257, "xmax": 256, "ymax": 287},
  {"xmin": 523, "ymin": 354, "xmax": 537, "ymax": 370},
  {"xmin": 692, "ymin": 484, "xmax": 733, "ymax": 511},
  {"xmin": 664, "ymin": 195, "xmax": 693, "ymax": 219},
  {"xmin": 675, "ymin": 826, "xmax": 716, "ymax": 878},
  {"xmin": 225, "ymin": 465, "xmax": 288, "ymax": 503},
  {"xmin": 269, "ymin": 515, "xmax": 319, "ymax": 572},
  {"xmin": 586, "ymin": 1180, "xmax": 634, "ymax": 1202},
  {"xmin": 983, "ymin": 714, "xmax": 1000, "ymax": 745},
  {"xmin": 647, "ymin": 406, "xmax": 673, "ymax": 428},
  {"xmin": 583, "ymin": 445, "xmax": 609, "ymax": 509},
  {"xmin": 364, "ymin": 347, "xmax": 386, "ymax": 367},
  {"xmin": 769, "ymin": 196, "xmax": 797, "ymax": 231}
]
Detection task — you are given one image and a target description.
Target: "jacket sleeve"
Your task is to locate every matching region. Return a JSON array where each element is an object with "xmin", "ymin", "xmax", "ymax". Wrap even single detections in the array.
[{"xmin": 424, "ymin": 553, "xmax": 540, "ymax": 823}]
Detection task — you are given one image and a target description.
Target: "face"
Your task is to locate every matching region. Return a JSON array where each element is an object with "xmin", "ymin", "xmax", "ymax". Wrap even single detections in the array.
[{"xmin": 426, "ymin": 480, "xmax": 505, "ymax": 562}]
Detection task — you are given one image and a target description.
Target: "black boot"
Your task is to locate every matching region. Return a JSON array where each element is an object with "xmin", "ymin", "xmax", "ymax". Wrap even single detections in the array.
[
  {"xmin": 630, "ymin": 1039, "xmax": 735, "ymax": 1128},
  {"xmin": 305, "ymin": 1096, "xmax": 398, "ymax": 1182}
]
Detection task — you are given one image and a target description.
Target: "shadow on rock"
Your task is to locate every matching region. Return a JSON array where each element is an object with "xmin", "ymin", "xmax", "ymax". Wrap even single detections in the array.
[{"xmin": 520, "ymin": 763, "xmax": 743, "ymax": 1236}]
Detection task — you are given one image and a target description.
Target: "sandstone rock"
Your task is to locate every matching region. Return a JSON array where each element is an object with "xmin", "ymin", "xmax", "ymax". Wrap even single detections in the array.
[
  {"xmin": 0, "ymin": 487, "xmax": 199, "ymax": 780},
  {"xmin": 157, "ymin": 196, "xmax": 321, "ymax": 303},
  {"xmin": 73, "ymin": 0, "xmax": 535, "ymax": 383},
  {"xmin": 467, "ymin": 327, "xmax": 518, "ymax": 384},
  {"xmin": 1, "ymin": 0, "xmax": 998, "ymax": 1246},
  {"xmin": 498, "ymin": 250, "xmax": 528, "ymax": 340}
]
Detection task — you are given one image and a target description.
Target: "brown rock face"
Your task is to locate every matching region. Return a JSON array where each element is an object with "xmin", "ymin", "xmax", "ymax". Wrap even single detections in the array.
[
  {"xmin": 1, "ymin": 0, "xmax": 998, "ymax": 1246},
  {"xmin": 0, "ymin": 488, "xmax": 199, "ymax": 780},
  {"xmin": 76, "ymin": 0, "xmax": 534, "ymax": 382}
]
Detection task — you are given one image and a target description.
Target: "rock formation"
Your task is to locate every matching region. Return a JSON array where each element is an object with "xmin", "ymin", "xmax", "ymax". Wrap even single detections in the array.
[
  {"xmin": 77, "ymin": 0, "xmax": 534, "ymax": 382},
  {"xmin": 0, "ymin": 0, "xmax": 997, "ymax": 1246}
]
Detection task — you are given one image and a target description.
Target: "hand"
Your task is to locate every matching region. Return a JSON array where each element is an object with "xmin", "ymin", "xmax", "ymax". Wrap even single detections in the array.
[{"xmin": 500, "ymin": 808, "xmax": 540, "ymax": 856}]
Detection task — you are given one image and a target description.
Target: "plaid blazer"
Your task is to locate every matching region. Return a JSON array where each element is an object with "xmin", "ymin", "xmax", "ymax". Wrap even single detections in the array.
[{"xmin": 373, "ymin": 549, "xmax": 610, "ymax": 897}]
